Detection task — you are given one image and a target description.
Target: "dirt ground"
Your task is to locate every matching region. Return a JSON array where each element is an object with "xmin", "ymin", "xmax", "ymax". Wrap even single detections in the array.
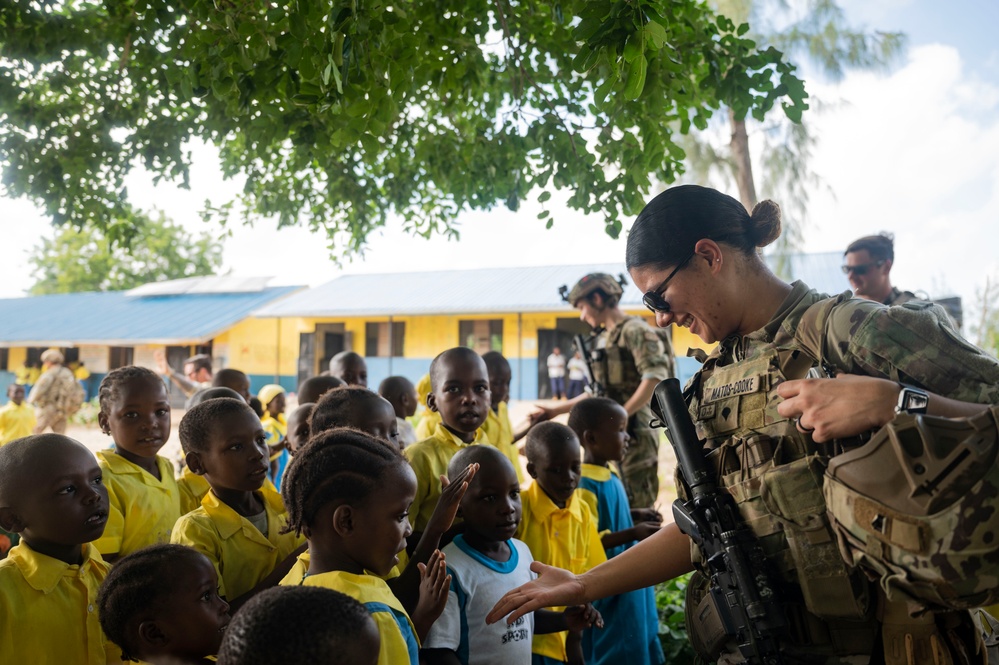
[{"xmin": 66, "ymin": 397, "xmax": 679, "ymax": 518}]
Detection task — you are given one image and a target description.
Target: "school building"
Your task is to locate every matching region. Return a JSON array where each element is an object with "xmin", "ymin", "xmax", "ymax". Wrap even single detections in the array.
[
  {"xmin": 252, "ymin": 254, "xmax": 851, "ymax": 399},
  {"xmin": 0, "ymin": 277, "xmax": 303, "ymax": 405}
]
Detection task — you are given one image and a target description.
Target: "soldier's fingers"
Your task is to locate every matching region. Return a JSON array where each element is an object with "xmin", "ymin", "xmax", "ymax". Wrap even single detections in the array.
[{"xmin": 776, "ymin": 379, "xmax": 805, "ymax": 399}]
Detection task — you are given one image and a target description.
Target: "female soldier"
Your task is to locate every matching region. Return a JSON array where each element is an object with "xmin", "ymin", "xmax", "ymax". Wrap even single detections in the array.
[{"xmin": 489, "ymin": 185, "xmax": 999, "ymax": 665}]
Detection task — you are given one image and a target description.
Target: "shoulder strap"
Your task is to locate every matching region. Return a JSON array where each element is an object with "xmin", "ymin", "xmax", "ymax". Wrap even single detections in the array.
[{"xmin": 773, "ymin": 290, "xmax": 854, "ymax": 377}]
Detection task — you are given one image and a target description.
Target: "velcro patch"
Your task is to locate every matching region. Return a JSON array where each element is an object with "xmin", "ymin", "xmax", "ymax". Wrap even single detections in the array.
[{"xmin": 703, "ymin": 376, "xmax": 762, "ymax": 404}]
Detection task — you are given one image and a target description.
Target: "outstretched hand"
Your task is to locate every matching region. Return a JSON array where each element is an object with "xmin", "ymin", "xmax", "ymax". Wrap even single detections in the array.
[
  {"xmin": 528, "ymin": 406, "xmax": 556, "ymax": 426},
  {"xmin": 486, "ymin": 561, "xmax": 586, "ymax": 626},
  {"xmin": 776, "ymin": 374, "xmax": 898, "ymax": 442},
  {"xmin": 412, "ymin": 549, "xmax": 451, "ymax": 641},
  {"xmin": 424, "ymin": 463, "xmax": 478, "ymax": 537}
]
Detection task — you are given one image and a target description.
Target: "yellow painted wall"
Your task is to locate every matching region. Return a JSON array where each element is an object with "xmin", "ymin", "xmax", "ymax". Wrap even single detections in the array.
[
  {"xmin": 7, "ymin": 347, "xmax": 26, "ymax": 370},
  {"xmin": 220, "ymin": 317, "xmax": 307, "ymax": 378}
]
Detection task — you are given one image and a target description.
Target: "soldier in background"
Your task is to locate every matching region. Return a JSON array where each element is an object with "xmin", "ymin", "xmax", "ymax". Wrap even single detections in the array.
[
  {"xmin": 843, "ymin": 233, "xmax": 918, "ymax": 306},
  {"xmin": 533, "ymin": 273, "xmax": 675, "ymax": 510}
]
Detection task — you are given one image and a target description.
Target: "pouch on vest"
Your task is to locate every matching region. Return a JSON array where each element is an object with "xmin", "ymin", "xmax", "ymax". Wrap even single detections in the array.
[{"xmin": 825, "ymin": 407, "xmax": 999, "ymax": 612}]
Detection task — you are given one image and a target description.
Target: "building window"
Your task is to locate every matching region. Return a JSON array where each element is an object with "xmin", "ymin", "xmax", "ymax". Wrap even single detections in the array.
[
  {"xmin": 459, "ymin": 320, "xmax": 503, "ymax": 354},
  {"xmin": 365, "ymin": 322, "xmax": 405, "ymax": 357},
  {"xmin": 0, "ymin": 348, "xmax": 7, "ymax": 371},
  {"xmin": 109, "ymin": 347, "xmax": 134, "ymax": 369}
]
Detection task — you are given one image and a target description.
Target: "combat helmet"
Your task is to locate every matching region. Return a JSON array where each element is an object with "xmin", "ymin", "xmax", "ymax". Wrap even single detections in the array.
[
  {"xmin": 559, "ymin": 273, "xmax": 627, "ymax": 306},
  {"xmin": 824, "ymin": 407, "xmax": 999, "ymax": 611}
]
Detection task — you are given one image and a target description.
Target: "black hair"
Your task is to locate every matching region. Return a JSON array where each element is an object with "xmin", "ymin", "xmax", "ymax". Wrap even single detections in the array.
[
  {"xmin": 845, "ymin": 232, "xmax": 895, "ymax": 262},
  {"xmin": 525, "ymin": 422, "xmax": 579, "ymax": 462},
  {"xmin": 567, "ymin": 397, "xmax": 626, "ymax": 445},
  {"xmin": 297, "ymin": 375, "xmax": 346, "ymax": 404},
  {"xmin": 481, "ymin": 351, "xmax": 511, "ymax": 375},
  {"xmin": 0, "ymin": 434, "xmax": 84, "ymax": 504},
  {"xmin": 281, "ymin": 428, "xmax": 404, "ymax": 536},
  {"xmin": 378, "ymin": 375, "xmax": 414, "ymax": 401},
  {"xmin": 98, "ymin": 366, "xmax": 165, "ymax": 416},
  {"xmin": 217, "ymin": 586, "xmax": 376, "ymax": 665},
  {"xmin": 248, "ymin": 396, "xmax": 264, "ymax": 418},
  {"xmin": 625, "ymin": 184, "xmax": 782, "ymax": 271},
  {"xmin": 6, "ymin": 383, "xmax": 24, "ymax": 395},
  {"xmin": 179, "ymin": 397, "xmax": 256, "ymax": 454},
  {"xmin": 188, "ymin": 387, "xmax": 244, "ymax": 407},
  {"xmin": 184, "ymin": 354, "xmax": 213, "ymax": 373},
  {"xmin": 212, "ymin": 368, "xmax": 248, "ymax": 391},
  {"xmin": 448, "ymin": 444, "xmax": 512, "ymax": 482},
  {"xmin": 429, "ymin": 347, "xmax": 486, "ymax": 391},
  {"xmin": 328, "ymin": 351, "xmax": 366, "ymax": 373},
  {"xmin": 309, "ymin": 386, "xmax": 385, "ymax": 435},
  {"xmin": 97, "ymin": 544, "xmax": 210, "ymax": 662}
]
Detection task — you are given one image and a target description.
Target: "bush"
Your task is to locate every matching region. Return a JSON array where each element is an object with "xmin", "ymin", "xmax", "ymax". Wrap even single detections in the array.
[
  {"xmin": 70, "ymin": 397, "xmax": 101, "ymax": 426},
  {"xmin": 656, "ymin": 573, "xmax": 698, "ymax": 664}
]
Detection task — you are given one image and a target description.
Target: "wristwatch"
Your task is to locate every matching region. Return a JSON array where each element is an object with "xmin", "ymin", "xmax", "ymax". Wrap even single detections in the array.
[{"xmin": 895, "ymin": 384, "xmax": 929, "ymax": 415}]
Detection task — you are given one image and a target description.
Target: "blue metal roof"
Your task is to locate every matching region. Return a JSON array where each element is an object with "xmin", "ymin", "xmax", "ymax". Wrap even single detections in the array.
[
  {"xmin": 254, "ymin": 252, "xmax": 851, "ymax": 318},
  {"xmin": 0, "ymin": 286, "xmax": 302, "ymax": 346}
]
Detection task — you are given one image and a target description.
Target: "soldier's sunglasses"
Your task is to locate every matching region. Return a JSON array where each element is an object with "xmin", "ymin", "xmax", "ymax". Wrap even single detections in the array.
[
  {"xmin": 642, "ymin": 252, "xmax": 696, "ymax": 314},
  {"xmin": 841, "ymin": 260, "xmax": 885, "ymax": 276}
]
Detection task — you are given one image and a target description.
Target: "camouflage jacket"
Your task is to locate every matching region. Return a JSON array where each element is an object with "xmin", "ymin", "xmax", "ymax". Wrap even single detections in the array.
[
  {"xmin": 28, "ymin": 366, "xmax": 83, "ymax": 416},
  {"xmin": 592, "ymin": 316, "xmax": 674, "ymax": 427}
]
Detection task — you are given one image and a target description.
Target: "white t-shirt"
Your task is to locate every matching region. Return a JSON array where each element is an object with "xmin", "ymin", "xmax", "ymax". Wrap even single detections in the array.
[
  {"xmin": 424, "ymin": 536, "xmax": 537, "ymax": 665},
  {"xmin": 567, "ymin": 357, "xmax": 587, "ymax": 381},
  {"xmin": 546, "ymin": 353, "xmax": 566, "ymax": 378},
  {"xmin": 397, "ymin": 417, "xmax": 418, "ymax": 448}
]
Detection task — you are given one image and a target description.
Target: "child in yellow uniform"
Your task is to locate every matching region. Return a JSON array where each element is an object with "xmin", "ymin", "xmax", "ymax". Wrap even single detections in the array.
[
  {"xmin": 414, "ymin": 372, "xmax": 442, "ymax": 439},
  {"xmin": 0, "ymin": 383, "xmax": 36, "ymax": 444},
  {"xmin": 379, "ymin": 375, "xmax": 420, "ymax": 449},
  {"xmin": 279, "ymin": 428, "xmax": 450, "ymax": 665},
  {"xmin": 406, "ymin": 348, "xmax": 492, "ymax": 534},
  {"xmin": 217, "ymin": 586, "xmax": 380, "ymax": 665},
  {"xmin": 0, "ymin": 434, "xmax": 123, "ymax": 664},
  {"xmin": 171, "ymin": 397, "xmax": 305, "ymax": 610},
  {"xmin": 518, "ymin": 422, "xmax": 607, "ymax": 665},
  {"xmin": 283, "ymin": 402, "xmax": 313, "ymax": 456},
  {"xmin": 98, "ymin": 544, "xmax": 231, "ymax": 664},
  {"xmin": 93, "ymin": 367, "xmax": 182, "ymax": 561},
  {"xmin": 257, "ymin": 384, "xmax": 289, "ymax": 488},
  {"xmin": 481, "ymin": 351, "xmax": 529, "ymax": 483}
]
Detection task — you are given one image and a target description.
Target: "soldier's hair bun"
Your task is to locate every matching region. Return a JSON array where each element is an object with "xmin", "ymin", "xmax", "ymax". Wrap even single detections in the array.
[{"xmin": 748, "ymin": 200, "xmax": 781, "ymax": 248}]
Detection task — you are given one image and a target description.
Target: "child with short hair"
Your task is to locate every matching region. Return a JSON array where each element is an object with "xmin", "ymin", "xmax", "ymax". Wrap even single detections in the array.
[
  {"xmin": 279, "ymin": 428, "xmax": 448, "ymax": 665},
  {"xmin": 481, "ymin": 351, "xmax": 528, "ymax": 483},
  {"xmin": 569, "ymin": 397, "xmax": 664, "ymax": 665},
  {"xmin": 217, "ymin": 585, "xmax": 380, "ymax": 665},
  {"xmin": 178, "ymin": 387, "xmax": 246, "ymax": 513},
  {"xmin": 329, "ymin": 350, "xmax": 369, "ymax": 387},
  {"xmin": 284, "ymin": 402, "xmax": 314, "ymax": 456},
  {"xmin": 257, "ymin": 384, "xmax": 289, "ymax": 488},
  {"xmin": 520, "ymin": 422, "xmax": 607, "ymax": 665},
  {"xmin": 212, "ymin": 368, "xmax": 251, "ymax": 403},
  {"xmin": 311, "ymin": 386, "xmax": 401, "ymax": 449},
  {"xmin": 171, "ymin": 398, "xmax": 305, "ymax": 610},
  {"xmin": 379, "ymin": 375, "xmax": 420, "ymax": 448},
  {"xmin": 0, "ymin": 434, "xmax": 123, "ymax": 663},
  {"xmin": 406, "ymin": 348, "xmax": 492, "ymax": 535},
  {"xmin": 98, "ymin": 543, "xmax": 231, "ymax": 664},
  {"xmin": 423, "ymin": 445, "xmax": 602, "ymax": 665},
  {"xmin": 94, "ymin": 366, "xmax": 183, "ymax": 560},
  {"xmin": 0, "ymin": 383, "xmax": 36, "ymax": 445},
  {"xmin": 297, "ymin": 374, "xmax": 346, "ymax": 405}
]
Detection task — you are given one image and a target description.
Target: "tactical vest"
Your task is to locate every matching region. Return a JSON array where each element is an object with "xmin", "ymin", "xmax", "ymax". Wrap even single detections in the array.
[{"xmin": 591, "ymin": 317, "xmax": 672, "ymax": 420}]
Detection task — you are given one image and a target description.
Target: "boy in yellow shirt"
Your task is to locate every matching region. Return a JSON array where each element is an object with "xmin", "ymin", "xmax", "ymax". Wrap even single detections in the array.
[
  {"xmin": 172, "ymin": 397, "xmax": 305, "ymax": 611},
  {"xmin": 518, "ymin": 422, "xmax": 607, "ymax": 665},
  {"xmin": 0, "ymin": 434, "xmax": 123, "ymax": 664},
  {"xmin": 405, "ymin": 347, "xmax": 491, "ymax": 535},
  {"xmin": 0, "ymin": 384, "xmax": 36, "ymax": 445},
  {"xmin": 481, "ymin": 351, "xmax": 529, "ymax": 483}
]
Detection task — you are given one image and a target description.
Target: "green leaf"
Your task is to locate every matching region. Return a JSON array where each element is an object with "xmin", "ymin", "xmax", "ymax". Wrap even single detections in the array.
[
  {"xmin": 624, "ymin": 54, "xmax": 648, "ymax": 100},
  {"xmin": 538, "ymin": 191, "xmax": 551, "ymax": 203}
]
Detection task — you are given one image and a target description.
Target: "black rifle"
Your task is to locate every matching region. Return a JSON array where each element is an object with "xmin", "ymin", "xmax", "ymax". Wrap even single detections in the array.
[
  {"xmin": 572, "ymin": 333, "xmax": 605, "ymax": 397},
  {"xmin": 651, "ymin": 378, "xmax": 786, "ymax": 665}
]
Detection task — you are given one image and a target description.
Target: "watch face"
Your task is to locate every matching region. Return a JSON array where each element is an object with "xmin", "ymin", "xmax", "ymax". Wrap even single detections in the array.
[{"xmin": 899, "ymin": 387, "xmax": 930, "ymax": 414}]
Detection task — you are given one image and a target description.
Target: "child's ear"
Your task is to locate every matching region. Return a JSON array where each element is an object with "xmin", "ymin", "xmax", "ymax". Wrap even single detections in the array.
[
  {"xmin": 0, "ymin": 508, "xmax": 24, "ymax": 534},
  {"xmin": 426, "ymin": 393, "xmax": 439, "ymax": 413},
  {"xmin": 137, "ymin": 620, "xmax": 168, "ymax": 649},
  {"xmin": 185, "ymin": 451, "xmax": 206, "ymax": 475},
  {"xmin": 97, "ymin": 411, "xmax": 110, "ymax": 435},
  {"xmin": 582, "ymin": 429, "xmax": 597, "ymax": 448},
  {"xmin": 332, "ymin": 505, "xmax": 354, "ymax": 536},
  {"xmin": 526, "ymin": 462, "xmax": 537, "ymax": 480}
]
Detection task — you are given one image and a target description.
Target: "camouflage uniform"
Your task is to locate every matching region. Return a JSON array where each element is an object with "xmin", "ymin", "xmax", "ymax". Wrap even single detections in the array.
[
  {"xmin": 28, "ymin": 366, "xmax": 82, "ymax": 434},
  {"xmin": 590, "ymin": 317, "xmax": 675, "ymax": 509},
  {"xmin": 883, "ymin": 287, "xmax": 918, "ymax": 306},
  {"xmin": 681, "ymin": 281, "xmax": 999, "ymax": 665}
]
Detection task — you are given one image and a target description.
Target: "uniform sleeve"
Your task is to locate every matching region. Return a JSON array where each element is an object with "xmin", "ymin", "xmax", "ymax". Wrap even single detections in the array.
[
  {"xmin": 821, "ymin": 299, "xmax": 999, "ymax": 404},
  {"xmin": 624, "ymin": 320, "xmax": 673, "ymax": 381},
  {"xmin": 422, "ymin": 576, "xmax": 461, "ymax": 651},
  {"xmin": 170, "ymin": 515, "xmax": 228, "ymax": 598},
  {"xmin": 582, "ymin": 508, "xmax": 608, "ymax": 572},
  {"xmin": 576, "ymin": 488, "xmax": 610, "ymax": 539}
]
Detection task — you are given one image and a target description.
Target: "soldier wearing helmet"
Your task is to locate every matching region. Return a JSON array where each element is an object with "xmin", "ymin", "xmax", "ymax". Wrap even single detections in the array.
[{"xmin": 535, "ymin": 272, "xmax": 675, "ymax": 510}]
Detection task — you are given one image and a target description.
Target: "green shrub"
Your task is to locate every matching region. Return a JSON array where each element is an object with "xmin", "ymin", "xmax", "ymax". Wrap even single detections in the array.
[
  {"xmin": 656, "ymin": 573, "xmax": 698, "ymax": 664},
  {"xmin": 70, "ymin": 397, "xmax": 101, "ymax": 426}
]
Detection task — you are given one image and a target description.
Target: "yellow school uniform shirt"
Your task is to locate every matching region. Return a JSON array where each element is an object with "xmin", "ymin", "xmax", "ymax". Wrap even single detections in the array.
[
  {"xmin": 482, "ymin": 401, "xmax": 524, "ymax": 483},
  {"xmin": 0, "ymin": 401, "xmax": 37, "ymax": 444},
  {"xmin": 177, "ymin": 465, "xmax": 211, "ymax": 515},
  {"xmin": 414, "ymin": 409, "xmax": 442, "ymax": 440},
  {"xmin": 94, "ymin": 451, "xmax": 183, "ymax": 557},
  {"xmin": 517, "ymin": 481, "xmax": 608, "ymax": 661},
  {"xmin": 171, "ymin": 483, "xmax": 304, "ymax": 600},
  {"xmin": 281, "ymin": 550, "xmax": 403, "ymax": 587},
  {"xmin": 404, "ymin": 422, "xmax": 488, "ymax": 533},
  {"xmin": 285, "ymin": 569, "xmax": 419, "ymax": 665},
  {"xmin": 0, "ymin": 542, "xmax": 123, "ymax": 664}
]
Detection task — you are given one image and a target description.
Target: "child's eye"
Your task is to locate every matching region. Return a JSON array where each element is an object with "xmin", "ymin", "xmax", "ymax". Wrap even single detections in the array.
[
  {"xmin": 58, "ymin": 485, "xmax": 75, "ymax": 495},
  {"xmin": 397, "ymin": 511, "xmax": 410, "ymax": 523},
  {"xmin": 229, "ymin": 443, "xmax": 243, "ymax": 451},
  {"xmin": 510, "ymin": 489, "xmax": 520, "ymax": 498},
  {"xmin": 482, "ymin": 494, "xmax": 495, "ymax": 502},
  {"xmin": 156, "ymin": 409, "xmax": 170, "ymax": 417},
  {"xmin": 92, "ymin": 476, "xmax": 103, "ymax": 487}
]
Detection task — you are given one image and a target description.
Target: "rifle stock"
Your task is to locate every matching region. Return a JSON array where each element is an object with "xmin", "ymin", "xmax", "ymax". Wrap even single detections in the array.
[
  {"xmin": 572, "ymin": 333, "xmax": 605, "ymax": 397},
  {"xmin": 651, "ymin": 378, "xmax": 786, "ymax": 665}
]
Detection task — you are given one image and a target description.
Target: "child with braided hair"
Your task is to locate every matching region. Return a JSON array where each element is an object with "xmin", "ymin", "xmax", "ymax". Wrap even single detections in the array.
[
  {"xmin": 97, "ymin": 543, "xmax": 230, "ymax": 664},
  {"xmin": 278, "ymin": 428, "xmax": 451, "ymax": 665}
]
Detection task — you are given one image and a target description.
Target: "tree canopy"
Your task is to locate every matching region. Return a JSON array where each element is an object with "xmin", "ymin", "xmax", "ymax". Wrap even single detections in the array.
[
  {"xmin": 27, "ymin": 211, "xmax": 223, "ymax": 294},
  {"xmin": 1, "ymin": 0, "xmax": 808, "ymax": 251}
]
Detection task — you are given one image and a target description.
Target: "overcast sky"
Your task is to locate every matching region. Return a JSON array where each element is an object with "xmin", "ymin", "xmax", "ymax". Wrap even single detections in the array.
[{"xmin": 3, "ymin": 0, "xmax": 998, "ymax": 332}]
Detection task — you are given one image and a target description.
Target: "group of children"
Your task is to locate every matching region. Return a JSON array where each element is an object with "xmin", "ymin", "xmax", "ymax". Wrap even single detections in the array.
[{"xmin": 0, "ymin": 346, "xmax": 666, "ymax": 665}]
